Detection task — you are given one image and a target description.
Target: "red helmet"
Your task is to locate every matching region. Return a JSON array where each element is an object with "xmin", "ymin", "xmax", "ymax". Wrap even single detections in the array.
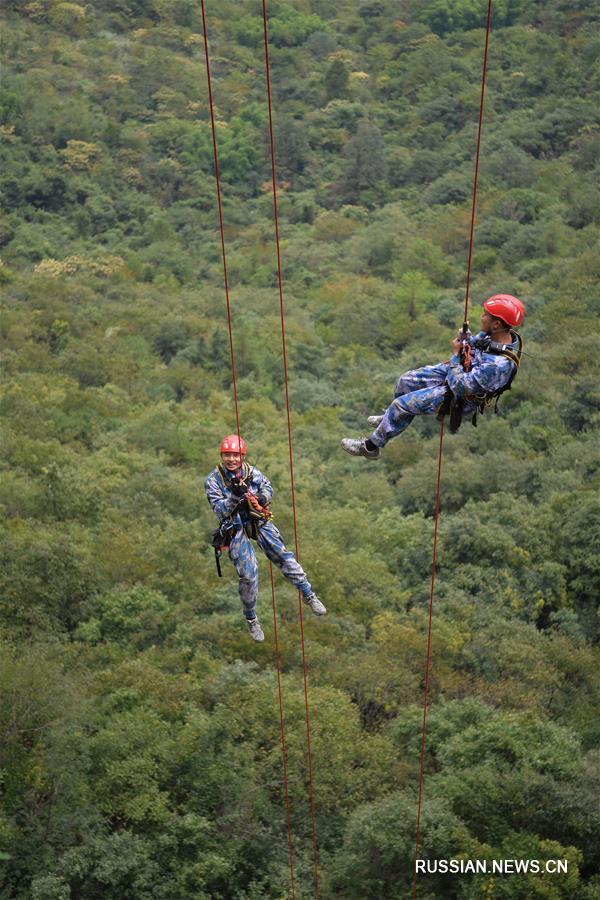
[
  {"xmin": 220, "ymin": 434, "xmax": 247, "ymax": 456},
  {"xmin": 483, "ymin": 294, "xmax": 524, "ymax": 328}
]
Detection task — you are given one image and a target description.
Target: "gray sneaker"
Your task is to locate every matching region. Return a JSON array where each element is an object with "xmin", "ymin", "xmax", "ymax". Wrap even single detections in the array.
[
  {"xmin": 247, "ymin": 617, "xmax": 265, "ymax": 642},
  {"xmin": 367, "ymin": 414, "xmax": 384, "ymax": 427},
  {"xmin": 303, "ymin": 592, "xmax": 326, "ymax": 616},
  {"xmin": 340, "ymin": 438, "xmax": 380, "ymax": 459}
]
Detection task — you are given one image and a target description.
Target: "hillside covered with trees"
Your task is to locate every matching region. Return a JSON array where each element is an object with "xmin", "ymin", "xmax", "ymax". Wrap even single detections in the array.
[{"xmin": 1, "ymin": 0, "xmax": 599, "ymax": 897}]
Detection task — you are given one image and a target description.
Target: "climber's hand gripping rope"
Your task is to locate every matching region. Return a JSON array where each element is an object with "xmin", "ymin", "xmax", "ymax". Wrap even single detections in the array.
[{"xmin": 457, "ymin": 322, "xmax": 472, "ymax": 372}]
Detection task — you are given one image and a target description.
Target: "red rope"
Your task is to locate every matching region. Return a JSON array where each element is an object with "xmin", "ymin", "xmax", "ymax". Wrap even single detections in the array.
[
  {"xmin": 200, "ymin": 0, "xmax": 240, "ymax": 441},
  {"xmin": 412, "ymin": 4, "xmax": 493, "ymax": 897},
  {"xmin": 201, "ymin": 5, "xmax": 296, "ymax": 894},
  {"xmin": 463, "ymin": 0, "xmax": 493, "ymax": 326},
  {"xmin": 269, "ymin": 562, "xmax": 296, "ymax": 898},
  {"xmin": 411, "ymin": 421, "xmax": 444, "ymax": 899},
  {"xmin": 261, "ymin": 2, "xmax": 320, "ymax": 895}
]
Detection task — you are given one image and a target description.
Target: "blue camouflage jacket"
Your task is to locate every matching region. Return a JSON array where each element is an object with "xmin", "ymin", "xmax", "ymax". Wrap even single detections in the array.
[
  {"xmin": 446, "ymin": 331, "xmax": 519, "ymax": 400},
  {"xmin": 205, "ymin": 463, "xmax": 273, "ymax": 526}
]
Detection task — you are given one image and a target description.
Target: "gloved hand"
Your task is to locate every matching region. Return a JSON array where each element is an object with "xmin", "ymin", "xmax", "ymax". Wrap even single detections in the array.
[
  {"xmin": 246, "ymin": 491, "xmax": 261, "ymax": 510},
  {"xmin": 247, "ymin": 491, "xmax": 272, "ymax": 519},
  {"xmin": 229, "ymin": 479, "xmax": 248, "ymax": 498},
  {"xmin": 452, "ymin": 327, "xmax": 472, "ymax": 353}
]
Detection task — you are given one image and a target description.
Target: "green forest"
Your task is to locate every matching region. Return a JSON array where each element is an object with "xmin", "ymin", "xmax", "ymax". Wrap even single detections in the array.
[{"xmin": 1, "ymin": 0, "xmax": 599, "ymax": 897}]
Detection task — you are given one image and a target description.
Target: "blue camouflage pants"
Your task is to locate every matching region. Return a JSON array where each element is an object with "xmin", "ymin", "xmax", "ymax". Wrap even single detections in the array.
[
  {"xmin": 369, "ymin": 363, "xmax": 476, "ymax": 448},
  {"xmin": 227, "ymin": 520, "xmax": 312, "ymax": 620}
]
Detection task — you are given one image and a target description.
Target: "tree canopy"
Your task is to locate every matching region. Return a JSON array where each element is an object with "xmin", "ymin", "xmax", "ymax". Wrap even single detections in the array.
[{"xmin": 1, "ymin": 0, "xmax": 599, "ymax": 897}]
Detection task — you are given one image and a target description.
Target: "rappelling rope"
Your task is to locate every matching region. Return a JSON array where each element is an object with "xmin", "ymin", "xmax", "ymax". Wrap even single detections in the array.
[
  {"xmin": 261, "ymin": 2, "xmax": 320, "ymax": 895},
  {"xmin": 200, "ymin": 0, "xmax": 240, "ymax": 443},
  {"xmin": 269, "ymin": 564, "xmax": 296, "ymax": 898},
  {"xmin": 463, "ymin": 0, "xmax": 493, "ymax": 328},
  {"xmin": 200, "ymin": 4, "xmax": 296, "ymax": 895},
  {"xmin": 411, "ymin": 3, "xmax": 493, "ymax": 898}
]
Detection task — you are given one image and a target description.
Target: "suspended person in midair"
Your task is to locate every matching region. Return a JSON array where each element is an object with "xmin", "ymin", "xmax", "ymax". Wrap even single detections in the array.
[
  {"xmin": 341, "ymin": 294, "xmax": 524, "ymax": 459},
  {"xmin": 205, "ymin": 435, "xmax": 326, "ymax": 642}
]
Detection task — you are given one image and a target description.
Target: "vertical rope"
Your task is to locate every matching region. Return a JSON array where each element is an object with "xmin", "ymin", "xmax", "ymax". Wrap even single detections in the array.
[
  {"xmin": 200, "ymin": 5, "xmax": 296, "ymax": 894},
  {"xmin": 261, "ymin": 2, "xmax": 320, "ymax": 895},
  {"xmin": 269, "ymin": 562, "xmax": 296, "ymax": 899},
  {"xmin": 200, "ymin": 0, "xmax": 240, "ymax": 440},
  {"xmin": 411, "ymin": 421, "xmax": 444, "ymax": 899},
  {"xmin": 412, "ymin": 4, "xmax": 493, "ymax": 897},
  {"xmin": 463, "ymin": 0, "xmax": 493, "ymax": 326}
]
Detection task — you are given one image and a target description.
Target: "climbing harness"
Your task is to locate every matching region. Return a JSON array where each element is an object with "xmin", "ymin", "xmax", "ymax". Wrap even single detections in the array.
[
  {"xmin": 210, "ymin": 460, "xmax": 273, "ymax": 574},
  {"xmin": 470, "ymin": 330, "xmax": 523, "ymax": 424},
  {"xmin": 211, "ymin": 522, "xmax": 234, "ymax": 577},
  {"xmin": 436, "ymin": 330, "xmax": 523, "ymax": 432}
]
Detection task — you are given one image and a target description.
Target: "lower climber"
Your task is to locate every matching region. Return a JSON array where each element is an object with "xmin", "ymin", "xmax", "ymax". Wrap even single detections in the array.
[{"xmin": 205, "ymin": 434, "xmax": 326, "ymax": 642}]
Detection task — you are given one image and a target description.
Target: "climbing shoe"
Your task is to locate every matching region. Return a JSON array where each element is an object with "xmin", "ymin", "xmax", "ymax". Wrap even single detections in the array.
[
  {"xmin": 247, "ymin": 617, "xmax": 265, "ymax": 642},
  {"xmin": 340, "ymin": 438, "xmax": 380, "ymax": 459},
  {"xmin": 367, "ymin": 414, "xmax": 384, "ymax": 427},
  {"xmin": 303, "ymin": 593, "xmax": 326, "ymax": 616}
]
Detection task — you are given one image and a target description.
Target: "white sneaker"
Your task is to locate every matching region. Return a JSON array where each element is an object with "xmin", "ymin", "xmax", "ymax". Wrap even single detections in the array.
[
  {"xmin": 247, "ymin": 617, "xmax": 265, "ymax": 642},
  {"xmin": 367, "ymin": 414, "xmax": 384, "ymax": 427},
  {"xmin": 340, "ymin": 438, "xmax": 380, "ymax": 459},
  {"xmin": 303, "ymin": 593, "xmax": 326, "ymax": 616}
]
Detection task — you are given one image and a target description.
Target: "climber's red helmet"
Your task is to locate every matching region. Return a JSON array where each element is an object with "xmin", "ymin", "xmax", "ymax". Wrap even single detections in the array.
[
  {"xmin": 220, "ymin": 434, "xmax": 247, "ymax": 471},
  {"xmin": 483, "ymin": 294, "xmax": 525, "ymax": 328}
]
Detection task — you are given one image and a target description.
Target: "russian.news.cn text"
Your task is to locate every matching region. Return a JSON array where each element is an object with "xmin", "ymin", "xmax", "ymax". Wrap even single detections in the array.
[{"xmin": 415, "ymin": 858, "xmax": 569, "ymax": 875}]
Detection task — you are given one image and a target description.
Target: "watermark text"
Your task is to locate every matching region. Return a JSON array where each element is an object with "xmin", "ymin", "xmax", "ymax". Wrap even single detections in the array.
[{"xmin": 415, "ymin": 858, "xmax": 569, "ymax": 875}]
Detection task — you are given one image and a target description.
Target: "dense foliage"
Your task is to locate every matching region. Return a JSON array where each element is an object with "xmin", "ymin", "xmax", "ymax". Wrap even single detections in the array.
[{"xmin": 1, "ymin": 0, "xmax": 599, "ymax": 897}]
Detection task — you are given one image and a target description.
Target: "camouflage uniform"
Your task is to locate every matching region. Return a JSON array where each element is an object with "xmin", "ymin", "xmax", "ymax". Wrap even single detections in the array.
[
  {"xmin": 370, "ymin": 331, "xmax": 519, "ymax": 447},
  {"xmin": 205, "ymin": 464, "xmax": 312, "ymax": 621}
]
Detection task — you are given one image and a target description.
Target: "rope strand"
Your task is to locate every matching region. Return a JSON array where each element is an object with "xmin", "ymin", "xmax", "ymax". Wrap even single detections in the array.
[
  {"xmin": 261, "ymin": 2, "xmax": 320, "ymax": 894},
  {"xmin": 411, "ymin": 420, "xmax": 444, "ymax": 899},
  {"xmin": 412, "ymin": 4, "xmax": 493, "ymax": 896},
  {"xmin": 200, "ymin": 0, "xmax": 241, "ymax": 441},
  {"xmin": 463, "ymin": 0, "xmax": 493, "ymax": 325},
  {"xmin": 201, "ymin": 5, "xmax": 296, "ymax": 893},
  {"xmin": 269, "ymin": 562, "xmax": 296, "ymax": 899}
]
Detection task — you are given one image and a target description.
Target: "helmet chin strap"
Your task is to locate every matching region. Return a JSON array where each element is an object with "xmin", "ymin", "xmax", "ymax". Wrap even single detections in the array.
[{"xmin": 490, "ymin": 319, "xmax": 511, "ymax": 338}]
